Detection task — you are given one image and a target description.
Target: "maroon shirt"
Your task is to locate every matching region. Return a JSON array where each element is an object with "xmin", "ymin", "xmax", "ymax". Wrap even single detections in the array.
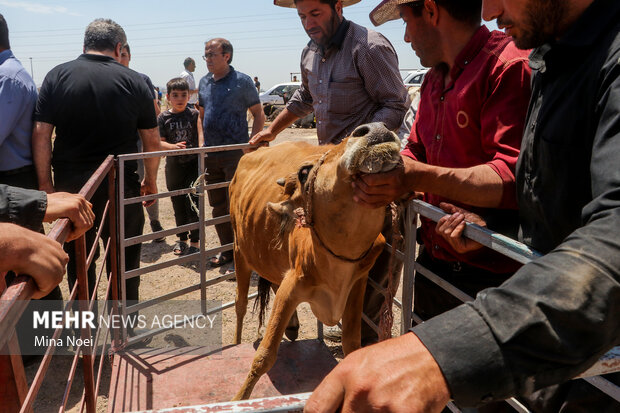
[{"xmin": 402, "ymin": 26, "xmax": 531, "ymax": 273}]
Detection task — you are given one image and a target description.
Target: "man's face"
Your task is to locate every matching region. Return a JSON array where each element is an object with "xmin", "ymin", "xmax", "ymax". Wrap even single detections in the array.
[
  {"xmin": 120, "ymin": 47, "xmax": 130, "ymax": 67},
  {"xmin": 167, "ymin": 89, "xmax": 190, "ymax": 112},
  {"xmin": 482, "ymin": 0, "xmax": 566, "ymax": 49},
  {"xmin": 400, "ymin": 4, "xmax": 439, "ymax": 68},
  {"xmin": 296, "ymin": 0, "xmax": 342, "ymax": 47},
  {"xmin": 204, "ymin": 42, "xmax": 230, "ymax": 74},
  {"xmin": 188, "ymin": 61, "xmax": 196, "ymax": 72}
]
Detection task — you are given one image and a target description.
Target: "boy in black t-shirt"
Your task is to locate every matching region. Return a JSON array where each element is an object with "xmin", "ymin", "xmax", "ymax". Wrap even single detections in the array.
[{"xmin": 158, "ymin": 78, "xmax": 203, "ymax": 255}]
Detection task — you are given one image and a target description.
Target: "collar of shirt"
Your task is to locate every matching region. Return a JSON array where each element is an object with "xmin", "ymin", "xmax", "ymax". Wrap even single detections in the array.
[
  {"xmin": 448, "ymin": 25, "xmax": 490, "ymax": 86},
  {"xmin": 307, "ymin": 18, "xmax": 350, "ymax": 55},
  {"xmin": 0, "ymin": 49, "xmax": 14, "ymax": 66},
  {"xmin": 207, "ymin": 65, "xmax": 235, "ymax": 84},
  {"xmin": 78, "ymin": 53, "xmax": 118, "ymax": 64}
]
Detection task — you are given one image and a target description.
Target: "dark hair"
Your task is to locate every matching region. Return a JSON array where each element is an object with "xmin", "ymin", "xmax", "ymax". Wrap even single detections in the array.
[
  {"xmin": 405, "ymin": 0, "xmax": 481, "ymax": 26},
  {"xmin": 183, "ymin": 57, "xmax": 195, "ymax": 68},
  {"xmin": 206, "ymin": 38, "xmax": 233, "ymax": 64},
  {"xmin": 83, "ymin": 18, "xmax": 126, "ymax": 53},
  {"xmin": 166, "ymin": 77, "xmax": 189, "ymax": 92},
  {"xmin": 0, "ymin": 14, "xmax": 9, "ymax": 50},
  {"xmin": 294, "ymin": 0, "xmax": 338, "ymax": 10}
]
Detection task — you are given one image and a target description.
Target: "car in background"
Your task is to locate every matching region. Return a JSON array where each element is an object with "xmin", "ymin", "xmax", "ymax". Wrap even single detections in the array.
[
  {"xmin": 259, "ymin": 82, "xmax": 302, "ymax": 106},
  {"xmin": 403, "ymin": 69, "xmax": 428, "ymax": 87}
]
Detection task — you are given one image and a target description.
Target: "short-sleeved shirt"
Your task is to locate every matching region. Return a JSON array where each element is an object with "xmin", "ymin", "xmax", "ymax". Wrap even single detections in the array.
[
  {"xmin": 286, "ymin": 19, "xmax": 408, "ymax": 145},
  {"xmin": 402, "ymin": 26, "xmax": 531, "ymax": 273},
  {"xmin": 34, "ymin": 54, "xmax": 157, "ymax": 173},
  {"xmin": 158, "ymin": 107, "xmax": 199, "ymax": 162},
  {"xmin": 0, "ymin": 50, "xmax": 38, "ymax": 171},
  {"xmin": 198, "ymin": 67, "xmax": 260, "ymax": 147},
  {"xmin": 180, "ymin": 69, "xmax": 198, "ymax": 105}
]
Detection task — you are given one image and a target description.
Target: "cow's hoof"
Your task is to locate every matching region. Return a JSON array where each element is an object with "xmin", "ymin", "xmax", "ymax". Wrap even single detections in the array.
[{"xmin": 285, "ymin": 326, "xmax": 299, "ymax": 341}]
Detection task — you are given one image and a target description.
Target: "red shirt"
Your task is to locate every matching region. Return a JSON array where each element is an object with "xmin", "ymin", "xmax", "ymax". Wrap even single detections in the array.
[{"xmin": 402, "ymin": 26, "xmax": 531, "ymax": 273}]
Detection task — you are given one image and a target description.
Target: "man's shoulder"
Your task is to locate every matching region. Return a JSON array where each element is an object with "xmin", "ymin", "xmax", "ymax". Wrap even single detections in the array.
[
  {"xmin": 484, "ymin": 30, "xmax": 530, "ymax": 66},
  {"xmin": 0, "ymin": 57, "xmax": 36, "ymax": 92},
  {"xmin": 347, "ymin": 20, "xmax": 394, "ymax": 50}
]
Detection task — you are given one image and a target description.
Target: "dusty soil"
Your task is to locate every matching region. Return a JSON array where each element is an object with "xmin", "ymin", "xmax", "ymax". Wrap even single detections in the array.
[{"xmin": 26, "ymin": 126, "xmax": 402, "ymax": 412}]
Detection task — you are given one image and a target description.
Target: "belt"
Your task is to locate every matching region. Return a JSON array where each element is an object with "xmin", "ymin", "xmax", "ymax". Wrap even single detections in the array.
[{"xmin": 0, "ymin": 164, "xmax": 34, "ymax": 177}]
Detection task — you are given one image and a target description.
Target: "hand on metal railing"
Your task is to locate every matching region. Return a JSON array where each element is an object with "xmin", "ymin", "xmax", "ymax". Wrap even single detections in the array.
[
  {"xmin": 435, "ymin": 202, "xmax": 486, "ymax": 254},
  {"xmin": 0, "ymin": 223, "xmax": 68, "ymax": 299},
  {"xmin": 44, "ymin": 192, "xmax": 95, "ymax": 241}
]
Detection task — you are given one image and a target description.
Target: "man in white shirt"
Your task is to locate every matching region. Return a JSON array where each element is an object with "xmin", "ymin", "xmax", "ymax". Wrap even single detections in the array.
[{"xmin": 180, "ymin": 57, "xmax": 198, "ymax": 109}]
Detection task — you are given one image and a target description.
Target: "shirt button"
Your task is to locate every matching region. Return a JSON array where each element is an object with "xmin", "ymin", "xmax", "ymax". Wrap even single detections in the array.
[
  {"xmin": 319, "ymin": 79, "xmax": 323, "ymax": 84},
  {"xmin": 464, "ymin": 60, "xmax": 469, "ymax": 65},
  {"xmin": 321, "ymin": 58, "xmax": 326, "ymax": 63},
  {"xmin": 319, "ymin": 100, "xmax": 322, "ymax": 104},
  {"xmin": 435, "ymin": 134, "xmax": 441, "ymax": 141},
  {"xmin": 434, "ymin": 244, "xmax": 439, "ymax": 250},
  {"xmin": 318, "ymin": 121, "xmax": 322, "ymax": 124},
  {"xmin": 440, "ymin": 96, "xmax": 445, "ymax": 101}
]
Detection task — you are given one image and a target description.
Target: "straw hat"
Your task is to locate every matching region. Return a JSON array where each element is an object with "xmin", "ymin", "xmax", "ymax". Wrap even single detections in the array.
[
  {"xmin": 369, "ymin": 0, "xmax": 420, "ymax": 26},
  {"xmin": 274, "ymin": 0, "xmax": 361, "ymax": 8}
]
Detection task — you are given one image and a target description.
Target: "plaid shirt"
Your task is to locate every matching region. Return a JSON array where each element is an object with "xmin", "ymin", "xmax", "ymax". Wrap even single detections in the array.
[{"xmin": 287, "ymin": 19, "xmax": 408, "ymax": 145}]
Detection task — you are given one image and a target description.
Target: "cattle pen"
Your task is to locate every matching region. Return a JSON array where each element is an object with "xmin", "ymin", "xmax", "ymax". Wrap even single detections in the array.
[{"xmin": 1, "ymin": 144, "xmax": 619, "ymax": 413}]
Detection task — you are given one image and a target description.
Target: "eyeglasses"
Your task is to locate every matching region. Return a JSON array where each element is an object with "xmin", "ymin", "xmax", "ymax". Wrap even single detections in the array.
[{"xmin": 202, "ymin": 53, "xmax": 225, "ymax": 60}]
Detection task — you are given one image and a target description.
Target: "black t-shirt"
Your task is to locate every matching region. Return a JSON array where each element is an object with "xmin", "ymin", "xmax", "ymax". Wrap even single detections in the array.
[
  {"xmin": 157, "ymin": 107, "xmax": 199, "ymax": 162},
  {"xmin": 35, "ymin": 54, "xmax": 157, "ymax": 172}
]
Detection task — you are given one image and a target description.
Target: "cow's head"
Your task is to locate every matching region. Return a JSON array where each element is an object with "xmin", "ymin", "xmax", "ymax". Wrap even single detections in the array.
[{"xmin": 268, "ymin": 123, "xmax": 400, "ymax": 244}]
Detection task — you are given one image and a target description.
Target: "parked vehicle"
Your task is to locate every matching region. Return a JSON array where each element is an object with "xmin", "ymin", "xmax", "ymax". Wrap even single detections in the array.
[
  {"xmin": 259, "ymin": 82, "xmax": 302, "ymax": 106},
  {"xmin": 403, "ymin": 69, "xmax": 428, "ymax": 87}
]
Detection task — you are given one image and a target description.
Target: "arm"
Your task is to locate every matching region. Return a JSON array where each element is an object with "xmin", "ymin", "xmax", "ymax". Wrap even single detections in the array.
[
  {"xmin": 356, "ymin": 40, "xmax": 408, "ymax": 131},
  {"xmin": 32, "ymin": 121, "xmax": 55, "ymax": 194},
  {"xmin": 353, "ymin": 155, "xmax": 504, "ymax": 208},
  {"xmin": 305, "ymin": 333, "xmax": 450, "ymax": 413},
  {"xmin": 248, "ymin": 102, "xmax": 265, "ymax": 138},
  {"xmin": 138, "ymin": 127, "xmax": 161, "ymax": 206},
  {"xmin": 249, "ymin": 108, "xmax": 299, "ymax": 145},
  {"xmin": 0, "ymin": 223, "xmax": 69, "ymax": 299},
  {"xmin": 0, "ymin": 77, "xmax": 27, "ymax": 145}
]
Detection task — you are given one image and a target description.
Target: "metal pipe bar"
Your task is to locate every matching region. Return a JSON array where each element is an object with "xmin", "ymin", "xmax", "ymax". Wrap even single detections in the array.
[
  {"xmin": 85, "ymin": 201, "xmax": 109, "ymax": 269},
  {"xmin": 122, "ymin": 181, "xmax": 231, "ymax": 206},
  {"xmin": 126, "ymin": 284, "xmax": 202, "ymax": 314},
  {"xmin": 414, "ymin": 262, "xmax": 474, "ymax": 303},
  {"xmin": 582, "ymin": 376, "xmax": 620, "ymax": 403},
  {"xmin": 361, "ymin": 312, "xmax": 380, "ymax": 335},
  {"xmin": 383, "ymin": 242, "xmax": 405, "ymax": 261},
  {"xmin": 123, "ymin": 214, "xmax": 230, "ymax": 247},
  {"xmin": 59, "ymin": 338, "xmax": 82, "ymax": 413},
  {"xmin": 116, "ymin": 143, "xmax": 252, "ymax": 161},
  {"xmin": 124, "ymin": 253, "xmax": 204, "ymax": 279}
]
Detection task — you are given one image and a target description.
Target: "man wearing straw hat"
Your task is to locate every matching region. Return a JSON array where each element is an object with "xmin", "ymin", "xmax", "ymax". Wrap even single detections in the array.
[{"xmin": 251, "ymin": 0, "xmax": 409, "ymax": 346}]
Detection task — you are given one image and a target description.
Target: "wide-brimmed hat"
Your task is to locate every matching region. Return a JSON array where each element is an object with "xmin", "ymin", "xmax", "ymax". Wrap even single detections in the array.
[
  {"xmin": 274, "ymin": 0, "xmax": 361, "ymax": 8},
  {"xmin": 370, "ymin": 0, "xmax": 421, "ymax": 26}
]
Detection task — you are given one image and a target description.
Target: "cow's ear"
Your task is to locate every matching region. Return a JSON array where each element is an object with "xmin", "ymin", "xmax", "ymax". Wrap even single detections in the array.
[
  {"xmin": 267, "ymin": 200, "xmax": 296, "ymax": 219},
  {"xmin": 297, "ymin": 164, "xmax": 314, "ymax": 186}
]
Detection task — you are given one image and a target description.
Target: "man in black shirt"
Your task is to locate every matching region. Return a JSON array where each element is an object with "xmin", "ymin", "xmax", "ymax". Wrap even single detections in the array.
[
  {"xmin": 32, "ymin": 18, "xmax": 161, "ymax": 324},
  {"xmin": 306, "ymin": 0, "xmax": 620, "ymax": 411}
]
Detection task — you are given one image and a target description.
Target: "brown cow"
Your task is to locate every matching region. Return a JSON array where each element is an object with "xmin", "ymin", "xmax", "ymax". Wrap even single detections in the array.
[{"xmin": 229, "ymin": 122, "xmax": 401, "ymax": 400}]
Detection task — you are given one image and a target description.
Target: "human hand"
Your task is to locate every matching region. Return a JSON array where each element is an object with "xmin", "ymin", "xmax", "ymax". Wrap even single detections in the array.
[
  {"xmin": 352, "ymin": 156, "xmax": 413, "ymax": 208},
  {"xmin": 1, "ymin": 223, "xmax": 69, "ymax": 299},
  {"xmin": 248, "ymin": 128, "xmax": 275, "ymax": 150},
  {"xmin": 305, "ymin": 333, "xmax": 450, "ymax": 413},
  {"xmin": 44, "ymin": 192, "xmax": 95, "ymax": 242},
  {"xmin": 435, "ymin": 202, "xmax": 486, "ymax": 254},
  {"xmin": 141, "ymin": 179, "xmax": 158, "ymax": 207},
  {"xmin": 176, "ymin": 141, "xmax": 187, "ymax": 149}
]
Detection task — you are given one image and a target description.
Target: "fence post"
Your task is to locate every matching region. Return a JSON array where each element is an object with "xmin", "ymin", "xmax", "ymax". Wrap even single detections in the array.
[{"xmin": 108, "ymin": 163, "xmax": 121, "ymax": 349}]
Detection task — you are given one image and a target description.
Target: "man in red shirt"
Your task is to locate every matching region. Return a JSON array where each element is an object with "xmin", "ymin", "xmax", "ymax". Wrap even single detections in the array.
[{"xmin": 355, "ymin": 0, "xmax": 531, "ymax": 320}]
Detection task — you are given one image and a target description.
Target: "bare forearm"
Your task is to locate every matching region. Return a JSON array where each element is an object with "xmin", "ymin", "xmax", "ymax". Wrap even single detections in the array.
[
  {"xmin": 139, "ymin": 127, "xmax": 161, "ymax": 185},
  {"xmin": 249, "ymin": 104, "xmax": 265, "ymax": 137},
  {"xmin": 406, "ymin": 157, "xmax": 504, "ymax": 207},
  {"xmin": 268, "ymin": 108, "xmax": 299, "ymax": 135},
  {"xmin": 32, "ymin": 122, "xmax": 55, "ymax": 193}
]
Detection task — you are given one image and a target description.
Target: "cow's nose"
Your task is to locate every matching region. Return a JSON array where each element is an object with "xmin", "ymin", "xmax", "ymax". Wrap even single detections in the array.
[{"xmin": 350, "ymin": 122, "xmax": 393, "ymax": 145}]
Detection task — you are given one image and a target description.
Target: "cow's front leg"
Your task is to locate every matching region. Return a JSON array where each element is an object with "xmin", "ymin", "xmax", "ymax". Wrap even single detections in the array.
[
  {"xmin": 270, "ymin": 283, "xmax": 300, "ymax": 341},
  {"xmin": 233, "ymin": 270, "xmax": 301, "ymax": 400},
  {"xmin": 341, "ymin": 275, "xmax": 367, "ymax": 356}
]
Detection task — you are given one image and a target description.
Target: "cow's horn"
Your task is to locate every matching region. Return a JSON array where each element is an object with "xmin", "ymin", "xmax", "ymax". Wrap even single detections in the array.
[{"xmin": 276, "ymin": 177, "xmax": 286, "ymax": 187}]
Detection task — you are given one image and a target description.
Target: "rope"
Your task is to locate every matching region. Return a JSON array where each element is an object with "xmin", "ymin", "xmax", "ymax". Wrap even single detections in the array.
[
  {"xmin": 188, "ymin": 172, "xmax": 207, "ymax": 214},
  {"xmin": 378, "ymin": 202, "xmax": 404, "ymax": 342}
]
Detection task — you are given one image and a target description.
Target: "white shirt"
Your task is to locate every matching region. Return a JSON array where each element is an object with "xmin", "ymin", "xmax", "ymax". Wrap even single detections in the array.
[{"xmin": 180, "ymin": 69, "xmax": 198, "ymax": 104}]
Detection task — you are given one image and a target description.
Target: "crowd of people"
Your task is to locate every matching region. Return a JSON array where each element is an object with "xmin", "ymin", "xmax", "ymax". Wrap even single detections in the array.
[{"xmin": 1, "ymin": 0, "xmax": 619, "ymax": 411}]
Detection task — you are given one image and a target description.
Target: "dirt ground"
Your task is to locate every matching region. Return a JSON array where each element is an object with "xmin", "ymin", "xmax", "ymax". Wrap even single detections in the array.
[{"xmin": 26, "ymin": 125, "xmax": 403, "ymax": 413}]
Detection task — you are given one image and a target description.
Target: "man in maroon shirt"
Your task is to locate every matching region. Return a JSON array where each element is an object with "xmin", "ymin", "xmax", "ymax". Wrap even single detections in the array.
[{"xmin": 356, "ymin": 0, "xmax": 532, "ymax": 320}]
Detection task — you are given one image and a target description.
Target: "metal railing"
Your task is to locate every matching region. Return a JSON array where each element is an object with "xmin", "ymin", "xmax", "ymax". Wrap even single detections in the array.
[{"xmin": 0, "ymin": 155, "xmax": 118, "ymax": 413}]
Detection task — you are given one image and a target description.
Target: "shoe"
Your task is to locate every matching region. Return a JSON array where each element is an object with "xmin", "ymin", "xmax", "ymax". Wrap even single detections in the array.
[
  {"xmin": 184, "ymin": 245, "xmax": 200, "ymax": 256},
  {"xmin": 209, "ymin": 253, "xmax": 232, "ymax": 267},
  {"xmin": 150, "ymin": 220, "xmax": 165, "ymax": 242},
  {"xmin": 173, "ymin": 241, "xmax": 188, "ymax": 256},
  {"xmin": 322, "ymin": 324, "xmax": 342, "ymax": 342}
]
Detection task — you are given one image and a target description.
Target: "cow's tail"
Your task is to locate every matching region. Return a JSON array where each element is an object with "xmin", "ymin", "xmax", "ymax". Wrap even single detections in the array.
[{"xmin": 252, "ymin": 276, "xmax": 271, "ymax": 329}]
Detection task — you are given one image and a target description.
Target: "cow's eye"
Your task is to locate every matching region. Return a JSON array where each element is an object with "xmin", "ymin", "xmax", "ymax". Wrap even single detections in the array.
[{"xmin": 297, "ymin": 165, "xmax": 314, "ymax": 185}]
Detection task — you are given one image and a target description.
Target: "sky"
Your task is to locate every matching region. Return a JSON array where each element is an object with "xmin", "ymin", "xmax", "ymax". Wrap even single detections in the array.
[{"xmin": 2, "ymin": 0, "xmax": 499, "ymax": 90}]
